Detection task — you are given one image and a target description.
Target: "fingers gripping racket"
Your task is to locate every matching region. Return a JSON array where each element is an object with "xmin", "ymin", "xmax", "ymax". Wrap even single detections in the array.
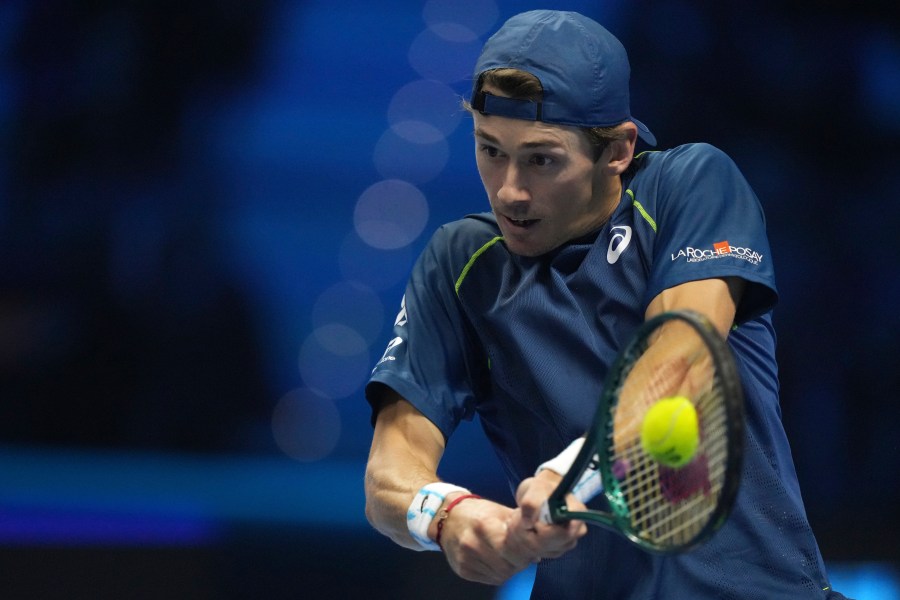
[{"xmin": 540, "ymin": 310, "xmax": 744, "ymax": 553}]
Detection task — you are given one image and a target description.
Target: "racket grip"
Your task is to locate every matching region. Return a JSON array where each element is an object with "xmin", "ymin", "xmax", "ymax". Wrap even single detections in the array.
[
  {"xmin": 538, "ymin": 500, "xmax": 554, "ymax": 525},
  {"xmin": 572, "ymin": 468, "xmax": 603, "ymax": 504}
]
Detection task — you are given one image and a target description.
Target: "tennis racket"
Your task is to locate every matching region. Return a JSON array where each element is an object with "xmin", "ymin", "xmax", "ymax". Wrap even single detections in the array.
[{"xmin": 539, "ymin": 309, "xmax": 744, "ymax": 553}]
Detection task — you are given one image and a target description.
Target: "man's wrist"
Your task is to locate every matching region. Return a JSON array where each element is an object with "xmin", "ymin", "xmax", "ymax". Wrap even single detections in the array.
[
  {"xmin": 432, "ymin": 493, "xmax": 482, "ymax": 551},
  {"xmin": 407, "ymin": 483, "xmax": 470, "ymax": 551}
]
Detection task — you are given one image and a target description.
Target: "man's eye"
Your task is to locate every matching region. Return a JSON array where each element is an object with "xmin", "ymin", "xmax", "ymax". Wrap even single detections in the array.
[
  {"xmin": 480, "ymin": 145, "xmax": 502, "ymax": 158},
  {"xmin": 530, "ymin": 155, "xmax": 553, "ymax": 166}
]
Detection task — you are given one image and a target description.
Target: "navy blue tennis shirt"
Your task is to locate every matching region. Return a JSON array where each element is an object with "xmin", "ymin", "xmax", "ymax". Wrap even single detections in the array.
[{"xmin": 367, "ymin": 143, "xmax": 840, "ymax": 598}]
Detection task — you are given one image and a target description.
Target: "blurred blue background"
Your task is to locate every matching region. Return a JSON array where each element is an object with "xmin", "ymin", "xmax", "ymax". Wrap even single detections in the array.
[{"xmin": 1, "ymin": 1, "xmax": 898, "ymax": 598}]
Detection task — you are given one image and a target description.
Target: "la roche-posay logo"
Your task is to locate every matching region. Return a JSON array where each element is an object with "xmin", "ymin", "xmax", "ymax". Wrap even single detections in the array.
[{"xmin": 671, "ymin": 240, "xmax": 763, "ymax": 265}]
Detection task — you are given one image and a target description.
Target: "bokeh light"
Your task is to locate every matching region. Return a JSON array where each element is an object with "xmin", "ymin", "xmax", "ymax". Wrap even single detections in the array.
[
  {"xmin": 271, "ymin": 387, "xmax": 341, "ymax": 462},
  {"xmin": 298, "ymin": 324, "xmax": 370, "ymax": 399},
  {"xmin": 353, "ymin": 179, "xmax": 429, "ymax": 250},
  {"xmin": 373, "ymin": 124, "xmax": 449, "ymax": 184},
  {"xmin": 387, "ymin": 79, "xmax": 464, "ymax": 142},
  {"xmin": 311, "ymin": 281, "xmax": 385, "ymax": 346},
  {"xmin": 407, "ymin": 27, "xmax": 483, "ymax": 83},
  {"xmin": 338, "ymin": 231, "xmax": 414, "ymax": 292},
  {"xmin": 422, "ymin": 0, "xmax": 499, "ymax": 38}
]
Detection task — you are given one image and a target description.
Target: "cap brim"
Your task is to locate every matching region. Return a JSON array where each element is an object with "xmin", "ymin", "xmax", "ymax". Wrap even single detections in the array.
[{"xmin": 632, "ymin": 117, "xmax": 657, "ymax": 146}]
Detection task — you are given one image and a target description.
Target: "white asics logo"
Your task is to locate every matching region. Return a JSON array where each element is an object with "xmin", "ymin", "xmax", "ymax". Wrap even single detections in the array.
[
  {"xmin": 394, "ymin": 294, "xmax": 408, "ymax": 326},
  {"xmin": 374, "ymin": 296, "xmax": 409, "ymax": 372},
  {"xmin": 374, "ymin": 336, "xmax": 404, "ymax": 372},
  {"xmin": 607, "ymin": 226, "xmax": 632, "ymax": 264}
]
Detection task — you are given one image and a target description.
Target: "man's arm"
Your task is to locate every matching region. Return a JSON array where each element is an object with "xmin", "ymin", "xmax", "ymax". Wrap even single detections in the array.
[
  {"xmin": 364, "ymin": 387, "xmax": 448, "ymax": 549},
  {"xmin": 644, "ymin": 276, "xmax": 744, "ymax": 336},
  {"xmin": 364, "ymin": 387, "xmax": 539, "ymax": 585}
]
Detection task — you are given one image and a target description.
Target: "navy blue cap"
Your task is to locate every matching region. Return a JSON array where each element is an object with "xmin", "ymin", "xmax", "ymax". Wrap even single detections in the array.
[{"xmin": 471, "ymin": 10, "xmax": 656, "ymax": 146}]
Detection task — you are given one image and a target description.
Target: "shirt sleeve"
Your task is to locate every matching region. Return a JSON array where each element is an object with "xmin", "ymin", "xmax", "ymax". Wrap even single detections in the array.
[
  {"xmin": 365, "ymin": 222, "xmax": 486, "ymax": 439},
  {"xmin": 643, "ymin": 143, "xmax": 778, "ymax": 323}
]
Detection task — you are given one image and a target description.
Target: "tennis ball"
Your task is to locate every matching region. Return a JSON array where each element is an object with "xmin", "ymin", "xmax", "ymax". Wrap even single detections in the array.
[{"xmin": 640, "ymin": 396, "xmax": 699, "ymax": 468}]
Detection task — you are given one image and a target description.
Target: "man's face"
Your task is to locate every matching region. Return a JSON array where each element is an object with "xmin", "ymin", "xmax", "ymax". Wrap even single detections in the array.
[{"xmin": 472, "ymin": 102, "xmax": 617, "ymax": 257}]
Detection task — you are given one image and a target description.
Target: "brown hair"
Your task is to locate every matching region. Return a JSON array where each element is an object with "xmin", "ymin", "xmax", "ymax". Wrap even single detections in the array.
[{"xmin": 470, "ymin": 69, "xmax": 628, "ymax": 161}]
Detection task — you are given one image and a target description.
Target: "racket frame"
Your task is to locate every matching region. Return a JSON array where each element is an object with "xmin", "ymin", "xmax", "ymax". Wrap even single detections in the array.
[{"xmin": 544, "ymin": 309, "xmax": 745, "ymax": 553}]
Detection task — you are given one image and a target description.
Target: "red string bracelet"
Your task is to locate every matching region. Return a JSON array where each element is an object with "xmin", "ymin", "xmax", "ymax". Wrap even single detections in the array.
[{"xmin": 435, "ymin": 493, "xmax": 481, "ymax": 551}]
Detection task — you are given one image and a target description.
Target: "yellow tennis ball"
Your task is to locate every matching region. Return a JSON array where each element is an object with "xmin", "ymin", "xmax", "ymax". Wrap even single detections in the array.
[{"xmin": 640, "ymin": 396, "xmax": 699, "ymax": 468}]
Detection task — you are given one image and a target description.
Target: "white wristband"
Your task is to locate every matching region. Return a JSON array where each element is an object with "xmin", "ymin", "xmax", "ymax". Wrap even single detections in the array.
[
  {"xmin": 536, "ymin": 438, "xmax": 603, "ymax": 504},
  {"xmin": 407, "ymin": 482, "xmax": 469, "ymax": 551}
]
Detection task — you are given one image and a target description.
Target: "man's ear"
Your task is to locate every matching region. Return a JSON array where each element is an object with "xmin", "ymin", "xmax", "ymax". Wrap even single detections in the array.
[{"xmin": 606, "ymin": 122, "xmax": 638, "ymax": 175}]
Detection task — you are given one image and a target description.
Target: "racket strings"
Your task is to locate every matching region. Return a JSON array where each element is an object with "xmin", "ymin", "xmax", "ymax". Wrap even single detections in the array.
[{"xmin": 608, "ymin": 333, "xmax": 731, "ymax": 549}]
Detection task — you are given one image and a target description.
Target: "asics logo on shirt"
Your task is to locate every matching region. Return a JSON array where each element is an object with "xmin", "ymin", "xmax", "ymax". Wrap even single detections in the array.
[
  {"xmin": 374, "ymin": 336, "xmax": 404, "ymax": 371},
  {"xmin": 394, "ymin": 295, "xmax": 408, "ymax": 326},
  {"xmin": 373, "ymin": 296, "xmax": 409, "ymax": 373},
  {"xmin": 607, "ymin": 226, "xmax": 632, "ymax": 264}
]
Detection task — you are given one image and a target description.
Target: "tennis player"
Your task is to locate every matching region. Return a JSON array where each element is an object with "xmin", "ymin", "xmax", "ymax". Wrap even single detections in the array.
[{"xmin": 364, "ymin": 10, "xmax": 846, "ymax": 599}]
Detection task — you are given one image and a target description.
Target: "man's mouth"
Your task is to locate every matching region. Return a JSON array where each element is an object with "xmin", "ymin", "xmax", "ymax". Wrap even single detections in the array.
[{"xmin": 506, "ymin": 216, "xmax": 539, "ymax": 228}]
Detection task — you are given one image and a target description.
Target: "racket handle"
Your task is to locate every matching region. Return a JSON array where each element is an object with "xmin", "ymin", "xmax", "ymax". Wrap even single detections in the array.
[
  {"xmin": 572, "ymin": 468, "xmax": 603, "ymax": 503},
  {"xmin": 538, "ymin": 500, "xmax": 554, "ymax": 525},
  {"xmin": 540, "ymin": 468, "xmax": 603, "ymax": 526}
]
